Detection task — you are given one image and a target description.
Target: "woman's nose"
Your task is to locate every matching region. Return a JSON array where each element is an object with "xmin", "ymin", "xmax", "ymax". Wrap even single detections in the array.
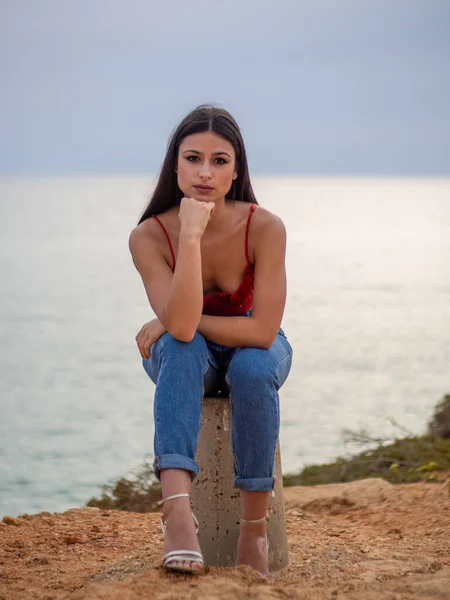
[{"xmin": 199, "ymin": 161, "xmax": 212, "ymax": 178}]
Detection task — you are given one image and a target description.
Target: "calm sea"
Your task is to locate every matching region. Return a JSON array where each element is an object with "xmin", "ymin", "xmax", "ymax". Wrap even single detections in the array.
[{"xmin": 1, "ymin": 176, "xmax": 449, "ymax": 518}]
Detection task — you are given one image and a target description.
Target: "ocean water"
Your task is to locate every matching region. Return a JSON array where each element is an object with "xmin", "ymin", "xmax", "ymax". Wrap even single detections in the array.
[{"xmin": 0, "ymin": 176, "xmax": 449, "ymax": 518}]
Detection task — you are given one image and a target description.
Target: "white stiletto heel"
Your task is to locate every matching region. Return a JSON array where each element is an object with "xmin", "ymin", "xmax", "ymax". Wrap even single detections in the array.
[{"xmin": 158, "ymin": 493, "xmax": 204, "ymax": 574}]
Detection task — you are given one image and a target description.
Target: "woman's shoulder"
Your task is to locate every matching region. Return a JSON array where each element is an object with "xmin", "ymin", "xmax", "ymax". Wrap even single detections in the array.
[
  {"xmin": 251, "ymin": 204, "xmax": 286, "ymax": 237},
  {"xmin": 243, "ymin": 204, "xmax": 286, "ymax": 264},
  {"xmin": 129, "ymin": 209, "xmax": 177, "ymax": 257},
  {"xmin": 129, "ymin": 217, "xmax": 157, "ymax": 250}
]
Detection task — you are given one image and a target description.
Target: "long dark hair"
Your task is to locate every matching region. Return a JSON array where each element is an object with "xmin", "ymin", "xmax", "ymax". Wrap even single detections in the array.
[{"xmin": 138, "ymin": 104, "xmax": 258, "ymax": 224}]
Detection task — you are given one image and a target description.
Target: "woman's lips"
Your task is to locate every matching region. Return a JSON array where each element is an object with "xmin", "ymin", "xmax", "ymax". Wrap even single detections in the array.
[{"xmin": 194, "ymin": 185, "xmax": 214, "ymax": 193}]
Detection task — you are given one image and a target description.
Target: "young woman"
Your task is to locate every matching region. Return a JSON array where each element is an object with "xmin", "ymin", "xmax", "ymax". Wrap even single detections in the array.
[{"xmin": 129, "ymin": 105, "xmax": 292, "ymax": 576}]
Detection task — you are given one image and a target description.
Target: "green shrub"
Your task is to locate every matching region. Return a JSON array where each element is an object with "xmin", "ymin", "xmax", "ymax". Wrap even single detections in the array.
[
  {"xmin": 283, "ymin": 435, "xmax": 450, "ymax": 486},
  {"xmin": 86, "ymin": 460, "xmax": 161, "ymax": 512},
  {"xmin": 428, "ymin": 394, "xmax": 450, "ymax": 439}
]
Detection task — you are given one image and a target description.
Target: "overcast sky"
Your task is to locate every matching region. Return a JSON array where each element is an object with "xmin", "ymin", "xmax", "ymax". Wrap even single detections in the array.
[{"xmin": 1, "ymin": 0, "xmax": 449, "ymax": 175}]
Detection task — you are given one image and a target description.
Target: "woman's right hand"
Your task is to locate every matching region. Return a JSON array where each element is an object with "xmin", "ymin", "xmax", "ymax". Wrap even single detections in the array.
[
  {"xmin": 178, "ymin": 196, "xmax": 215, "ymax": 240},
  {"xmin": 136, "ymin": 318, "xmax": 166, "ymax": 359}
]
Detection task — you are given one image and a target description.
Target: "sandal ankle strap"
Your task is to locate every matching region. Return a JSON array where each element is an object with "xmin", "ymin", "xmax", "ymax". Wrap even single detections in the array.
[
  {"xmin": 157, "ymin": 493, "xmax": 190, "ymax": 506},
  {"xmin": 240, "ymin": 514, "xmax": 267, "ymax": 524}
]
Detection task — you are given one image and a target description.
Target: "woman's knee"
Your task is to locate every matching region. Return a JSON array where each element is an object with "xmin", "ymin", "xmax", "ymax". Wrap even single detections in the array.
[
  {"xmin": 226, "ymin": 348, "xmax": 278, "ymax": 388},
  {"xmin": 142, "ymin": 331, "xmax": 208, "ymax": 381},
  {"xmin": 154, "ymin": 331, "xmax": 209, "ymax": 377}
]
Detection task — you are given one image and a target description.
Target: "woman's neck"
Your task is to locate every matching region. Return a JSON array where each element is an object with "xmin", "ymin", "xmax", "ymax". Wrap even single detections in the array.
[{"xmin": 205, "ymin": 198, "xmax": 237, "ymax": 231}]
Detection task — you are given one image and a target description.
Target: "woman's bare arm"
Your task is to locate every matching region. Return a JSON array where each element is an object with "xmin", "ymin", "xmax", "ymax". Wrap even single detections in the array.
[{"xmin": 129, "ymin": 198, "xmax": 214, "ymax": 342}]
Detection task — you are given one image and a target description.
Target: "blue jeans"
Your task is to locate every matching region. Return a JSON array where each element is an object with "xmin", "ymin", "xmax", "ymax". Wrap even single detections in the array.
[{"xmin": 142, "ymin": 329, "xmax": 293, "ymax": 492}]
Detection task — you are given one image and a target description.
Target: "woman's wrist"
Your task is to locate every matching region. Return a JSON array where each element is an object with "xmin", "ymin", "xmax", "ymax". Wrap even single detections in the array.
[{"xmin": 179, "ymin": 228, "xmax": 202, "ymax": 245}]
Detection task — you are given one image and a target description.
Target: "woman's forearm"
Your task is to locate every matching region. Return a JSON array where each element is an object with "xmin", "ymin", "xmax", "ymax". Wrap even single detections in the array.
[
  {"xmin": 161, "ymin": 234, "xmax": 204, "ymax": 341},
  {"xmin": 197, "ymin": 315, "xmax": 277, "ymax": 349}
]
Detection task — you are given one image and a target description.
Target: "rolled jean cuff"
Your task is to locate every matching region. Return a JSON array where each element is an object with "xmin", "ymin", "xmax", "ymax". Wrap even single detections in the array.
[
  {"xmin": 153, "ymin": 454, "xmax": 200, "ymax": 482},
  {"xmin": 234, "ymin": 476, "xmax": 274, "ymax": 492}
]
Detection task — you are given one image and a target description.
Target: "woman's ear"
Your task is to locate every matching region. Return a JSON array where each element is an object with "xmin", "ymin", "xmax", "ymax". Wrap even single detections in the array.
[{"xmin": 233, "ymin": 171, "xmax": 237, "ymax": 180}]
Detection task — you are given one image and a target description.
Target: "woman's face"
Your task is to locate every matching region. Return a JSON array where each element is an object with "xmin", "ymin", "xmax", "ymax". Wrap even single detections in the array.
[{"xmin": 176, "ymin": 131, "xmax": 237, "ymax": 202}]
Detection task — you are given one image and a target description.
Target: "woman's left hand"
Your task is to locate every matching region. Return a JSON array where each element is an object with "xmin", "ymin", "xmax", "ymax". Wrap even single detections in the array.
[{"xmin": 136, "ymin": 318, "xmax": 166, "ymax": 359}]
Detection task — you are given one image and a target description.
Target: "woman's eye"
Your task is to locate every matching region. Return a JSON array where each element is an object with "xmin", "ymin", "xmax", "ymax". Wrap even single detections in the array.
[{"xmin": 185, "ymin": 155, "xmax": 228, "ymax": 165}]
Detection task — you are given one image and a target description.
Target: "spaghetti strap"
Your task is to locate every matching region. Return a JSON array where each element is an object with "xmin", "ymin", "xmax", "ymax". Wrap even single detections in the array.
[
  {"xmin": 245, "ymin": 204, "xmax": 256, "ymax": 266},
  {"xmin": 153, "ymin": 215, "xmax": 176, "ymax": 270}
]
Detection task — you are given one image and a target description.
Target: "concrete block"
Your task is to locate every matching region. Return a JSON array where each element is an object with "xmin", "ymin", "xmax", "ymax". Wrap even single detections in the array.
[{"xmin": 191, "ymin": 396, "xmax": 289, "ymax": 572}]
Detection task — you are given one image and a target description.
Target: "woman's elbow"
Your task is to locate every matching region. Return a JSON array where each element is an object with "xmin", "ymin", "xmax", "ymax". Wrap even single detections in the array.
[
  {"xmin": 164, "ymin": 319, "xmax": 198, "ymax": 343},
  {"xmin": 169, "ymin": 329, "xmax": 196, "ymax": 343},
  {"xmin": 249, "ymin": 318, "xmax": 280, "ymax": 350},
  {"xmin": 260, "ymin": 339, "xmax": 275, "ymax": 350},
  {"xmin": 259, "ymin": 330, "xmax": 279, "ymax": 350},
  {"xmin": 161, "ymin": 308, "xmax": 200, "ymax": 343}
]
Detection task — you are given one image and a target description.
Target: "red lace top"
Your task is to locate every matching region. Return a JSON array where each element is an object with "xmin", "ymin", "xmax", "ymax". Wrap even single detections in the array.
[{"xmin": 153, "ymin": 204, "xmax": 256, "ymax": 317}]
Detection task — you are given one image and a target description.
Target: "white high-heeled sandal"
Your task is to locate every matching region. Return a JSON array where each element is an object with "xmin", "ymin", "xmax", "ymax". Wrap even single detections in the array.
[
  {"xmin": 239, "ymin": 514, "xmax": 269, "ymax": 575},
  {"xmin": 240, "ymin": 515, "xmax": 267, "ymax": 525},
  {"xmin": 240, "ymin": 514, "xmax": 269, "ymax": 548},
  {"xmin": 158, "ymin": 493, "xmax": 204, "ymax": 574}
]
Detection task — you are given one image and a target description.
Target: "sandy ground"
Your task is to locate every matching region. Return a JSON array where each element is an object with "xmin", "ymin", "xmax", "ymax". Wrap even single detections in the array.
[{"xmin": 1, "ymin": 478, "xmax": 449, "ymax": 600}]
